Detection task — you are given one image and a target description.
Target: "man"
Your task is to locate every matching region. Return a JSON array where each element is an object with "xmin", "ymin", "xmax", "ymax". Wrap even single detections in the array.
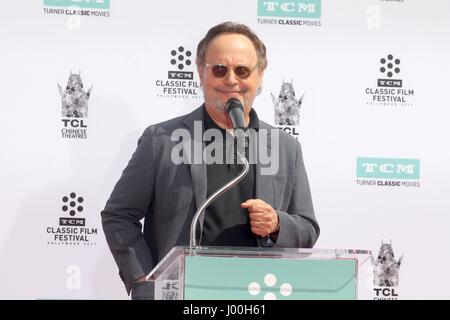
[{"xmin": 101, "ymin": 21, "xmax": 319, "ymax": 300}]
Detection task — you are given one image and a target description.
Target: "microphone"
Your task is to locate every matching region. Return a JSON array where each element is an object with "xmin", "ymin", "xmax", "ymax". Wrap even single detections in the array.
[
  {"xmin": 226, "ymin": 98, "xmax": 248, "ymax": 159},
  {"xmin": 226, "ymin": 98, "xmax": 246, "ymax": 130}
]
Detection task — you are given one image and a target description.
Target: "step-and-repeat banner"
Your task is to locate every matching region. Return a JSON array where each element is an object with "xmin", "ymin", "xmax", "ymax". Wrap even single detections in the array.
[{"xmin": 1, "ymin": 0, "xmax": 449, "ymax": 299}]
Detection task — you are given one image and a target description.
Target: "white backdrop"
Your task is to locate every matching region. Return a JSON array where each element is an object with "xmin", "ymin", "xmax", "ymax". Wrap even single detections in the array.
[{"xmin": 1, "ymin": 0, "xmax": 449, "ymax": 299}]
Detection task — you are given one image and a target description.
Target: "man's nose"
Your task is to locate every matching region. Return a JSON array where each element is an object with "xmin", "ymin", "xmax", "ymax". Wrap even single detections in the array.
[{"xmin": 223, "ymin": 69, "xmax": 239, "ymax": 86}]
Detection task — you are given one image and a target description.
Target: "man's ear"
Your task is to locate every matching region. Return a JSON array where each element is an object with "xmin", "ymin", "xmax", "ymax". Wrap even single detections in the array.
[
  {"xmin": 257, "ymin": 68, "xmax": 265, "ymax": 80},
  {"xmin": 256, "ymin": 69, "xmax": 264, "ymax": 93}
]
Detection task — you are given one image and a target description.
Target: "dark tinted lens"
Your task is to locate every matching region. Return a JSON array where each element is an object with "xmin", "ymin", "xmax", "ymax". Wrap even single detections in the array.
[
  {"xmin": 211, "ymin": 64, "xmax": 228, "ymax": 77},
  {"xmin": 234, "ymin": 66, "xmax": 251, "ymax": 78}
]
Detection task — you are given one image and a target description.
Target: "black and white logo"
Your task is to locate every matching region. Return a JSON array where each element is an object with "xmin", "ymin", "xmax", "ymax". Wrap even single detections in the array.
[
  {"xmin": 155, "ymin": 46, "xmax": 202, "ymax": 99},
  {"xmin": 372, "ymin": 240, "xmax": 403, "ymax": 300},
  {"xmin": 378, "ymin": 54, "xmax": 401, "ymax": 87},
  {"xmin": 60, "ymin": 192, "xmax": 85, "ymax": 226},
  {"xmin": 59, "ymin": 72, "xmax": 92, "ymax": 139},
  {"xmin": 46, "ymin": 192, "xmax": 97, "ymax": 246},
  {"xmin": 365, "ymin": 54, "xmax": 414, "ymax": 107},
  {"xmin": 271, "ymin": 80, "xmax": 304, "ymax": 139},
  {"xmin": 169, "ymin": 46, "xmax": 193, "ymax": 77}
]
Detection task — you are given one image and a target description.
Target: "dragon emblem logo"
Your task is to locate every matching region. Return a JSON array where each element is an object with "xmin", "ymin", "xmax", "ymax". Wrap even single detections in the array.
[
  {"xmin": 271, "ymin": 80, "xmax": 304, "ymax": 126},
  {"xmin": 373, "ymin": 241, "xmax": 403, "ymax": 287},
  {"xmin": 58, "ymin": 71, "xmax": 92, "ymax": 118}
]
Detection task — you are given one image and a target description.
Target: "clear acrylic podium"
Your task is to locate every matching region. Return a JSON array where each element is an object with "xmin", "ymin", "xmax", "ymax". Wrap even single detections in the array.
[{"xmin": 145, "ymin": 246, "xmax": 373, "ymax": 300}]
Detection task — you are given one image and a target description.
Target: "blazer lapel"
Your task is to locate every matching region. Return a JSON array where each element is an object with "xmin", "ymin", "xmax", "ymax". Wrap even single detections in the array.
[
  {"xmin": 182, "ymin": 106, "xmax": 207, "ymax": 219},
  {"xmin": 190, "ymin": 161, "xmax": 207, "ymax": 213}
]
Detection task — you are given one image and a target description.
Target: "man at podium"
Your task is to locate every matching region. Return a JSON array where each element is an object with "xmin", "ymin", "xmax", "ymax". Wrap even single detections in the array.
[{"xmin": 101, "ymin": 21, "xmax": 320, "ymax": 299}]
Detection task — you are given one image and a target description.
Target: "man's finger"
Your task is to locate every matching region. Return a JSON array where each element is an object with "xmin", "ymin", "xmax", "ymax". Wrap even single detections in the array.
[{"xmin": 241, "ymin": 199, "xmax": 256, "ymax": 208}]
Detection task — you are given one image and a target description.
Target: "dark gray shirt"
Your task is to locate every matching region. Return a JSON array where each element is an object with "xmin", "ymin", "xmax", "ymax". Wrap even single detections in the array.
[{"xmin": 201, "ymin": 107, "xmax": 259, "ymax": 247}]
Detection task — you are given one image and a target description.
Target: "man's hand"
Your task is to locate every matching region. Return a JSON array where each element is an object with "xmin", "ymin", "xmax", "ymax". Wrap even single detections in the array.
[{"xmin": 241, "ymin": 199, "xmax": 279, "ymax": 237}]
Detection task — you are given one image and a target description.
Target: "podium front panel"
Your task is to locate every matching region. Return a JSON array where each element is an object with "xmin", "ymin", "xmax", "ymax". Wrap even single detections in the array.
[{"xmin": 184, "ymin": 256, "xmax": 357, "ymax": 300}]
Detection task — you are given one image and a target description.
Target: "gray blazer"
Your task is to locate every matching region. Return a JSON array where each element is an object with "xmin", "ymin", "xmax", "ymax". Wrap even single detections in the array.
[{"xmin": 101, "ymin": 105, "xmax": 319, "ymax": 294}]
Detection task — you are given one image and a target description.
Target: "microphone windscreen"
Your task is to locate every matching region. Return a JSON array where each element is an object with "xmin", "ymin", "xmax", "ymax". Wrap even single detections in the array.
[{"xmin": 226, "ymin": 98, "xmax": 245, "ymax": 129}]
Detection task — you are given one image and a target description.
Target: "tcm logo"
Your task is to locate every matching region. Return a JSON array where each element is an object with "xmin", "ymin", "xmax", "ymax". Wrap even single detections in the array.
[
  {"xmin": 357, "ymin": 157, "xmax": 420, "ymax": 180},
  {"xmin": 258, "ymin": 0, "xmax": 321, "ymax": 18},
  {"xmin": 377, "ymin": 54, "xmax": 402, "ymax": 87},
  {"xmin": 168, "ymin": 46, "xmax": 193, "ymax": 80},
  {"xmin": 43, "ymin": 0, "xmax": 110, "ymax": 9},
  {"xmin": 60, "ymin": 192, "xmax": 85, "ymax": 226}
]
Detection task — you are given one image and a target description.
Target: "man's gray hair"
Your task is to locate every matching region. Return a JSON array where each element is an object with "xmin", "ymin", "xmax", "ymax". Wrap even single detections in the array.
[{"xmin": 196, "ymin": 21, "xmax": 268, "ymax": 70}]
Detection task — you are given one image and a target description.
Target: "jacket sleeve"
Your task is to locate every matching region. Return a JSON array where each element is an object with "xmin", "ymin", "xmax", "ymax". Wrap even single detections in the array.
[
  {"xmin": 273, "ymin": 141, "xmax": 320, "ymax": 248},
  {"xmin": 101, "ymin": 127, "xmax": 156, "ymax": 294}
]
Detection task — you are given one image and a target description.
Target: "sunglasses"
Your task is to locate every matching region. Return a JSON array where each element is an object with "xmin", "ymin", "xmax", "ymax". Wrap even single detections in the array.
[{"xmin": 204, "ymin": 63, "xmax": 258, "ymax": 79}]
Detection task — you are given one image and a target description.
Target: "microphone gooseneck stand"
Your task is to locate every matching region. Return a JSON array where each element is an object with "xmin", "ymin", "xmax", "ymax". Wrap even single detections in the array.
[
  {"xmin": 189, "ymin": 151, "xmax": 249, "ymax": 254},
  {"xmin": 189, "ymin": 97, "xmax": 248, "ymax": 255}
]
